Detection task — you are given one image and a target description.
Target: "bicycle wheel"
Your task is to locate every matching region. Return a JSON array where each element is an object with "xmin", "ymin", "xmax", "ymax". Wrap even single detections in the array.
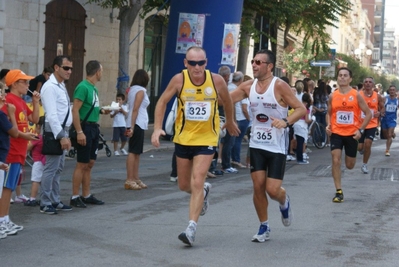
[{"xmin": 312, "ymin": 122, "xmax": 327, "ymax": 149}]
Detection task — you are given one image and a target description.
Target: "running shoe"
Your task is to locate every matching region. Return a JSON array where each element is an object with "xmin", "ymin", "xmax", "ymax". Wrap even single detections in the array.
[
  {"xmin": 120, "ymin": 148, "xmax": 128, "ymax": 155},
  {"xmin": 114, "ymin": 151, "xmax": 120, "ymax": 156},
  {"xmin": 178, "ymin": 224, "xmax": 196, "ymax": 246},
  {"xmin": 14, "ymin": 194, "xmax": 29, "ymax": 203},
  {"xmin": 297, "ymin": 160, "xmax": 309, "ymax": 165},
  {"xmin": 200, "ymin": 182, "xmax": 212, "ymax": 216},
  {"xmin": 332, "ymin": 190, "xmax": 344, "ymax": 203},
  {"xmin": 223, "ymin": 167, "xmax": 238, "ymax": 174},
  {"xmin": 286, "ymin": 155, "xmax": 296, "ymax": 161},
  {"xmin": 7, "ymin": 220, "xmax": 23, "ymax": 232},
  {"xmin": 280, "ymin": 195, "xmax": 292, "ymax": 227},
  {"xmin": 24, "ymin": 199, "xmax": 38, "ymax": 206},
  {"xmin": 0, "ymin": 222, "xmax": 17, "ymax": 236},
  {"xmin": 251, "ymin": 224, "xmax": 270, "ymax": 242},
  {"xmin": 385, "ymin": 151, "xmax": 390, "ymax": 157},
  {"xmin": 302, "ymin": 153, "xmax": 309, "ymax": 160},
  {"xmin": 170, "ymin": 176, "xmax": 178, "ymax": 182},
  {"xmin": 361, "ymin": 164, "xmax": 369, "ymax": 174}
]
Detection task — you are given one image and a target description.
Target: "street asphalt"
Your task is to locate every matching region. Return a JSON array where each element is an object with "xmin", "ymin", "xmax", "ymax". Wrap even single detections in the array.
[{"xmin": 1, "ymin": 125, "xmax": 399, "ymax": 267}]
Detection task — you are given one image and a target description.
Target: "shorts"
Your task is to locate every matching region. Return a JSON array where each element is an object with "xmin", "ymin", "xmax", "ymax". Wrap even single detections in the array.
[
  {"xmin": 3, "ymin": 163, "xmax": 21, "ymax": 191},
  {"xmin": 381, "ymin": 118, "xmax": 396, "ymax": 129},
  {"xmin": 175, "ymin": 144, "xmax": 216, "ymax": 160},
  {"xmin": 330, "ymin": 133, "xmax": 358, "ymax": 158},
  {"xmin": 358, "ymin": 127, "xmax": 377, "ymax": 143},
  {"xmin": 112, "ymin": 127, "xmax": 127, "ymax": 142},
  {"xmin": 76, "ymin": 123, "xmax": 100, "ymax": 163},
  {"xmin": 31, "ymin": 161, "xmax": 44, "ymax": 182},
  {"xmin": 128, "ymin": 124, "xmax": 145, "ymax": 154},
  {"xmin": 249, "ymin": 148, "xmax": 286, "ymax": 180}
]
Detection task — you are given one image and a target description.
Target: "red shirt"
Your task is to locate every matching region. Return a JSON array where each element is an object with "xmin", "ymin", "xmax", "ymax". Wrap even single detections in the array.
[{"xmin": 1, "ymin": 93, "xmax": 32, "ymax": 164}]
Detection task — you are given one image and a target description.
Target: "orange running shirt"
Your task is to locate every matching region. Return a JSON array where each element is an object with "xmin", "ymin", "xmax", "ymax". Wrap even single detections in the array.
[
  {"xmin": 359, "ymin": 90, "xmax": 378, "ymax": 129},
  {"xmin": 330, "ymin": 88, "xmax": 362, "ymax": 136}
]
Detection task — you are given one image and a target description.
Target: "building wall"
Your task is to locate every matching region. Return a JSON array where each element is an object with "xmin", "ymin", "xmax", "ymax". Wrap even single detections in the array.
[{"xmin": 0, "ymin": 0, "xmax": 145, "ymax": 127}]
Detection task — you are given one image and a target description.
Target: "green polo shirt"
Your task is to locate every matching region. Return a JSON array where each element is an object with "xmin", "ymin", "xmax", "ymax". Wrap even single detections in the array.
[{"xmin": 73, "ymin": 79, "xmax": 100, "ymax": 122}]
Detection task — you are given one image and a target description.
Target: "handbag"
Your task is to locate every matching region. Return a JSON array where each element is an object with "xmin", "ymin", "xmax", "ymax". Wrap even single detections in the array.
[
  {"xmin": 165, "ymin": 98, "xmax": 177, "ymax": 135},
  {"xmin": 69, "ymin": 100, "xmax": 96, "ymax": 142},
  {"xmin": 42, "ymin": 109, "xmax": 69, "ymax": 155}
]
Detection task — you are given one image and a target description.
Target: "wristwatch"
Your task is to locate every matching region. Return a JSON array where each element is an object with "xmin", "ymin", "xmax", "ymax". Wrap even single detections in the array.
[
  {"xmin": 282, "ymin": 118, "xmax": 290, "ymax": 128},
  {"xmin": 359, "ymin": 129, "xmax": 364, "ymax": 135}
]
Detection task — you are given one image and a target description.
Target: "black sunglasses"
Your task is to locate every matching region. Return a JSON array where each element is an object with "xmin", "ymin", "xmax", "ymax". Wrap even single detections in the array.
[
  {"xmin": 60, "ymin": 66, "xmax": 73, "ymax": 71},
  {"xmin": 186, "ymin": 60, "xmax": 206, "ymax": 66},
  {"xmin": 251, "ymin": 59, "xmax": 269, "ymax": 66}
]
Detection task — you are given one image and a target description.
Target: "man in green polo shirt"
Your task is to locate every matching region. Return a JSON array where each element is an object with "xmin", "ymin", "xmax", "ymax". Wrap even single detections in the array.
[{"xmin": 70, "ymin": 60, "xmax": 110, "ymax": 208}]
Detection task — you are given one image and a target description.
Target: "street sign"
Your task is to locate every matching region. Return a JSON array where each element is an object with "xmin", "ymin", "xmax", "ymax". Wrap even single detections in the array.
[{"xmin": 310, "ymin": 60, "xmax": 332, "ymax": 67}]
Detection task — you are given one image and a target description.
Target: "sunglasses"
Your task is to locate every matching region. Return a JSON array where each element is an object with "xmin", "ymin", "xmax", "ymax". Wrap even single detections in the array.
[
  {"xmin": 60, "ymin": 66, "xmax": 73, "ymax": 71},
  {"xmin": 251, "ymin": 59, "xmax": 269, "ymax": 65},
  {"xmin": 186, "ymin": 60, "xmax": 206, "ymax": 66}
]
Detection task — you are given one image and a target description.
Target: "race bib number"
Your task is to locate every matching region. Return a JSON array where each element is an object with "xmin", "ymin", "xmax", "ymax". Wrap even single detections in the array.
[
  {"xmin": 361, "ymin": 109, "xmax": 373, "ymax": 118},
  {"xmin": 253, "ymin": 125, "xmax": 276, "ymax": 145},
  {"xmin": 386, "ymin": 104, "xmax": 397, "ymax": 112},
  {"xmin": 336, "ymin": 111, "xmax": 354, "ymax": 124},
  {"xmin": 185, "ymin": 101, "xmax": 211, "ymax": 121}
]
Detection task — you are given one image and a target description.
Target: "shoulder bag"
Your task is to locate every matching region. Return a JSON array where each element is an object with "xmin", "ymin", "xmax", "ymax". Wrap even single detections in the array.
[{"xmin": 42, "ymin": 109, "xmax": 69, "ymax": 155}]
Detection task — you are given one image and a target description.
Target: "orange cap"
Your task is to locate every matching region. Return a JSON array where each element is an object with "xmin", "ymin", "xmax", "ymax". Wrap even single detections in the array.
[{"xmin": 5, "ymin": 69, "xmax": 34, "ymax": 87}]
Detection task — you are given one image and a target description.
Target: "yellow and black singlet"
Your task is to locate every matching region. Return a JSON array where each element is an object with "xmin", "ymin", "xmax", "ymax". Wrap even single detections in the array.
[{"xmin": 173, "ymin": 69, "xmax": 220, "ymax": 146}]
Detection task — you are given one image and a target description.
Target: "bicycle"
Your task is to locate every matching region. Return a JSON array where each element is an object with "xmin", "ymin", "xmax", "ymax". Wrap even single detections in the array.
[{"xmin": 308, "ymin": 115, "xmax": 327, "ymax": 149}]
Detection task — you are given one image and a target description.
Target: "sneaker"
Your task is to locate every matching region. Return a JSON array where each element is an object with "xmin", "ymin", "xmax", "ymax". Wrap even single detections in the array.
[
  {"xmin": 280, "ymin": 195, "xmax": 292, "ymax": 227},
  {"xmin": 7, "ymin": 220, "xmax": 23, "ymax": 232},
  {"xmin": 223, "ymin": 167, "xmax": 238, "ymax": 174},
  {"xmin": 211, "ymin": 170, "xmax": 224, "ymax": 176},
  {"xmin": 286, "ymin": 155, "xmax": 296, "ymax": 161},
  {"xmin": 302, "ymin": 153, "xmax": 309, "ymax": 160},
  {"xmin": 170, "ymin": 176, "xmax": 178, "ymax": 182},
  {"xmin": 385, "ymin": 151, "xmax": 390, "ymax": 157},
  {"xmin": 361, "ymin": 164, "xmax": 369, "ymax": 174},
  {"xmin": 40, "ymin": 205, "xmax": 57, "ymax": 215},
  {"xmin": 120, "ymin": 148, "xmax": 128, "ymax": 155},
  {"xmin": 14, "ymin": 194, "xmax": 29, "ymax": 203},
  {"xmin": 297, "ymin": 160, "xmax": 309, "ymax": 165},
  {"xmin": 332, "ymin": 190, "xmax": 344, "ymax": 203},
  {"xmin": 305, "ymin": 148, "xmax": 312, "ymax": 153},
  {"xmin": 251, "ymin": 224, "xmax": 270, "ymax": 242},
  {"xmin": 114, "ymin": 151, "xmax": 120, "ymax": 156},
  {"xmin": 52, "ymin": 202, "xmax": 72, "ymax": 211},
  {"xmin": 0, "ymin": 231, "xmax": 6, "ymax": 239},
  {"xmin": 178, "ymin": 224, "xmax": 196, "ymax": 246},
  {"xmin": 82, "ymin": 194, "xmax": 104, "ymax": 205},
  {"xmin": 10, "ymin": 198, "xmax": 14, "ymax": 204},
  {"xmin": 200, "ymin": 182, "xmax": 212, "ymax": 216},
  {"xmin": 70, "ymin": 196, "xmax": 87, "ymax": 208},
  {"xmin": 0, "ymin": 222, "xmax": 17, "ymax": 236},
  {"xmin": 24, "ymin": 199, "xmax": 38, "ymax": 206}
]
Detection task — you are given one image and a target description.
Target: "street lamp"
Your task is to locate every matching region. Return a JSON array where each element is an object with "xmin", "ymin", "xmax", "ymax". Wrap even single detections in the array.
[{"xmin": 354, "ymin": 43, "xmax": 372, "ymax": 65}]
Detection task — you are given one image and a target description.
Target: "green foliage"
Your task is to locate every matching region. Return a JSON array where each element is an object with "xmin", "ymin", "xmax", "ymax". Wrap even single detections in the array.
[{"xmin": 85, "ymin": 0, "xmax": 130, "ymax": 9}]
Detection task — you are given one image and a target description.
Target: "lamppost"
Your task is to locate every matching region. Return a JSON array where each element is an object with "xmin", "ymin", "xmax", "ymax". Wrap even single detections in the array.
[{"xmin": 354, "ymin": 43, "xmax": 372, "ymax": 66}]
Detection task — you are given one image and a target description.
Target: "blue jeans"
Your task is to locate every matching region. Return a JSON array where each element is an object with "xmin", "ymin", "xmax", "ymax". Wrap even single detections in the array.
[
  {"xmin": 231, "ymin": 119, "xmax": 250, "ymax": 163},
  {"xmin": 221, "ymin": 132, "xmax": 236, "ymax": 169}
]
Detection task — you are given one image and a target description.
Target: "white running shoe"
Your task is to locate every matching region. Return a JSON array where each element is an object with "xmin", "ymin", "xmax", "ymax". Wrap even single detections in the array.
[
  {"xmin": 200, "ymin": 182, "xmax": 212, "ymax": 216},
  {"xmin": 223, "ymin": 167, "xmax": 238, "ymax": 174},
  {"xmin": 170, "ymin": 176, "xmax": 178, "ymax": 182},
  {"xmin": 14, "ymin": 194, "xmax": 29, "ymax": 203},
  {"xmin": 114, "ymin": 151, "xmax": 120, "ymax": 156},
  {"xmin": 120, "ymin": 148, "xmax": 128, "ymax": 155},
  {"xmin": 0, "ymin": 222, "xmax": 17, "ymax": 236},
  {"xmin": 302, "ymin": 153, "xmax": 309, "ymax": 160},
  {"xmin": 178, "ymin": 224, "xmax": 196, "ymax": 246},
  {"xmin": 7, "ymin": 220, "xmax": 23, "ymax": 232},
  {"xmin": 286, "ymin": 155, "xmax": 295, "ymax": 161},
  {"xmin": 251, "ymin": 224, "xmax": 270, "ymax": 242},
  {"xmin": 280, "ymin": 195, "xmax": 293, "ymax": 227},
  {"xmin": 361, "ymin": 164, "xmax": 369, "ymax": 174}
]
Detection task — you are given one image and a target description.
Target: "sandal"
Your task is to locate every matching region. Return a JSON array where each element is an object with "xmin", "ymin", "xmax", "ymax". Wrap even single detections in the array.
[
  {"xmin": 136, "ymin": 180, "xmax": 147, "ymax": 189},
  {"xmin": 124, "ymin": 181, "xmax": 141, "ymax": 190}
]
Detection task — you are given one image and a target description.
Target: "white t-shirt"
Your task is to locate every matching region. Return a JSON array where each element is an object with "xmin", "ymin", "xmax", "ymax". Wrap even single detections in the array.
[{"xmin": 110, "ymin": 104, "xmax": 128, "ymax": 127}]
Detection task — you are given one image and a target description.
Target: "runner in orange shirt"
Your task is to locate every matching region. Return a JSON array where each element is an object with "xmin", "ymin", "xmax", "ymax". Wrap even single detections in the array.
[
  {"xmin": 326, "ymin": 68, "xmax": 371, "ymax": 203},
  {"xmin": 357, "ymin": 77, "xmax": 385, "ymax": 174}
]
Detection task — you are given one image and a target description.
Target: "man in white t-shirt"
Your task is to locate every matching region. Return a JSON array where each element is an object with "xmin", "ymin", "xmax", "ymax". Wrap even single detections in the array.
[{"xmin": 110, "ymin": 93, "xmax": 129, "ymax": 156}]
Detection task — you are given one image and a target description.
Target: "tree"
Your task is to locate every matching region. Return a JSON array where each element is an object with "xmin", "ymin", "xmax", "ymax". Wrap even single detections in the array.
[{"xmin": 86, "ymin": 0, "xmax": 147, "ymax": 94}]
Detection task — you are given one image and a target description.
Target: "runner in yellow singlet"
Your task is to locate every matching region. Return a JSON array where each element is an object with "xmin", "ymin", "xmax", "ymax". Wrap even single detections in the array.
[{"xmin": 151, "ymin": 46, "xmax": 239, "ymax": 247}]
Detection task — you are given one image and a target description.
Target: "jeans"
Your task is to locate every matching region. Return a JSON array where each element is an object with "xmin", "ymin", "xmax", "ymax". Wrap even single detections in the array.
[
  {"xmin": 221, "ymin": 131, "xmax": 236, "ymax": 169},
  {"xmin": 231, "ymin": 119, "xmax": 250, "ymax": 163}
]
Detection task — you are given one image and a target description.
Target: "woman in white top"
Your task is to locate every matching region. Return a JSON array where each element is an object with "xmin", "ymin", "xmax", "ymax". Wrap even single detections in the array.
[{"xmin": 125, "ymin": 69, "xmax": 150, "ymax": 190}]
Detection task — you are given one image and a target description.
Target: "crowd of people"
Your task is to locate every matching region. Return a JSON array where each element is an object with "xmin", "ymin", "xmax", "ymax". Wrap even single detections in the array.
[{"xmin": 1, "ymin": 48, "xmax": 398, "ymax": 246}]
